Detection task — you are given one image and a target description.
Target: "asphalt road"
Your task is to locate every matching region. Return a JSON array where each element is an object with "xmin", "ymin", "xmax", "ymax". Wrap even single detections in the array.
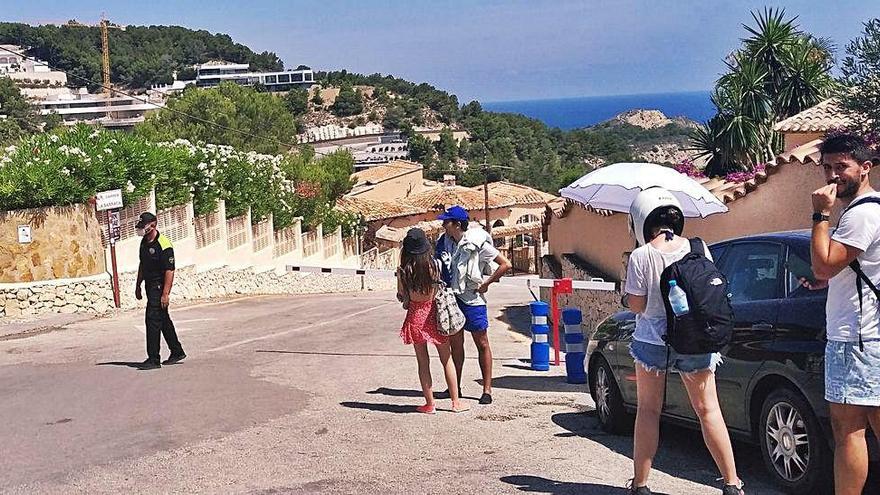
[{"xmin": 0, "ymin": 284, "xmax": 797, "ymax": 494}]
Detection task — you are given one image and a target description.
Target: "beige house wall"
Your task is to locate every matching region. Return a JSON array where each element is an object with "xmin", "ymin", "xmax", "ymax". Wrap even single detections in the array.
[{"xmin": 548, "ymin": 162, "xmax": 880, "ymax": 282}]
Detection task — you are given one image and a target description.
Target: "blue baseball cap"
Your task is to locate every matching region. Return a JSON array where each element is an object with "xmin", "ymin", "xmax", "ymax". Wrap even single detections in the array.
[{"xmin": 437, "ymin": 205, "xmax": 469, "ymax": 222}]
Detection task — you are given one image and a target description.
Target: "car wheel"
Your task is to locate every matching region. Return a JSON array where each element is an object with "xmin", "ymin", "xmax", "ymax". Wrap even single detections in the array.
[
  {"xmin": 589, "ymin": 356, "xmax": 633, "ymax": 434},
  {"xmin": 758, "ymin": 387, "xmax": 832, "ymax": 493}
]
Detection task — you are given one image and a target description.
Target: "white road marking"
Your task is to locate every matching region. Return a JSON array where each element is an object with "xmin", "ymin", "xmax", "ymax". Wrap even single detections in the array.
[{"xmin": 206, "ymin": 302, "xmax": 396, "ymax": 353}]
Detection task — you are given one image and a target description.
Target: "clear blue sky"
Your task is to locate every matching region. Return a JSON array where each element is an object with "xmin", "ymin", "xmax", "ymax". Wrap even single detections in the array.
[{"xmin": 5, "ymin": 0, "xmax": 876, "ymax": 102}]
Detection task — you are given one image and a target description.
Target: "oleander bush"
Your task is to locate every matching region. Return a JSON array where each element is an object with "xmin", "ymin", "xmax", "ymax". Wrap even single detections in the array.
[{"xmin": 0, "ymin": 124, "xmax": 355, "ymax": 232}]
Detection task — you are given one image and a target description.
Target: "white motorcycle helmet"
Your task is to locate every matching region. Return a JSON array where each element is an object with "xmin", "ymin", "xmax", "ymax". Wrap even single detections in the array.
[{"xmin": 628, "ymin": 187, "xmax": 684, "ymax": 246}]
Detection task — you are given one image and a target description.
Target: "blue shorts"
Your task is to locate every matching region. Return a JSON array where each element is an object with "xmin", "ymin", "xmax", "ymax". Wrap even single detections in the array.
[
  {"xmin": 629, "ymin": 340, "xmax": 722, "ymax": 374},
  {"xmin": 456, "ymin": 299, "xmax": 488, "ymax": 332},
  {"xmin": 825, "ymin": 340, "xmax": 880, "ymax": 406}
]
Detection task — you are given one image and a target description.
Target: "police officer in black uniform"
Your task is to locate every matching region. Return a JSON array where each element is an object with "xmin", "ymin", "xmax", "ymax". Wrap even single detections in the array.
[{"xmin": 135, "ymin": 212, "xmax": 186, "ymax": 369}]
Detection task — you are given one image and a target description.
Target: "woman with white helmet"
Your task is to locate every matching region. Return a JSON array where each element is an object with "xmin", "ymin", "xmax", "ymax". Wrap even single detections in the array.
[{"xmin": 623, "ymin": 187, "xmax": 744, "ymax": 495}]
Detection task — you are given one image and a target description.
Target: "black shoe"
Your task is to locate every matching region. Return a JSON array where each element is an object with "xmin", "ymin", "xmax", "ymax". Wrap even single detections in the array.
[
  {"xmin": 479, "ymin": 393, "xmax": 493, "ymax": 405},
  {"xmin": 721, "ymin": 482, "xmax": 744, "ymax": 495},
  {"xmin": 626, "ymin": 479, "xmax": 652, "ymax": 495},
  {"xmin": 162, "ymin": 353, "xmax": 187, "ymax": 365},
  {"xmin": 139, "ymin": 359, "xmax": 161, "ymax": 370}
]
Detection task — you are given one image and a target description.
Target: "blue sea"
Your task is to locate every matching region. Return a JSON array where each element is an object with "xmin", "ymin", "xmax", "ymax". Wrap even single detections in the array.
[{"xmin": 482, "ymin": 90, "xmax": 715, "ymax": 130}]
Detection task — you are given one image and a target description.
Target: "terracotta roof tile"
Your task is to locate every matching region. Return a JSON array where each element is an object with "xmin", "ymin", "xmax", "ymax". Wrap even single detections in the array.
[
  {"xmin": 375, "ymin": 220, "xmax": 445, "ymax": 243},
  {"xmin": 472, "ymin": 181, "xmax": 557, "ymax": 206},
  {"xmin": 778, "ymin": 138, "xmax": 823, "ymax": 165},
  {"xmin": 335, "ymin": 196, "xmax": 428, "ymax": 222},
  {"xmin": 404, "ymin": 185, "xmax": 511, "ymax": 211},
  {"xmin": 774, "ymin": 99, "xmax": 852, "ymax": 133},
  {"xmin": 351, "ymin": 160, "xmax": 423, "ymax": 185}
]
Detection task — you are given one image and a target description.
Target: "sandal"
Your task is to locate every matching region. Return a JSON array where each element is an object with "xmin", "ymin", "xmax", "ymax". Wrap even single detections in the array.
[
  {"xmin": 416, "ymin": 404, "xmax": 436, "ymax": 414},
  {"xmin": 451, "ymin": 402, "xmax": 471, "ymax": 413}
]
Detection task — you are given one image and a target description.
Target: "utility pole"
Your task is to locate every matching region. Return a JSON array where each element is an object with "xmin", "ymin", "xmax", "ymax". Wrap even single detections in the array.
[{"xmin": 482, "ymin": 163, "xmax": 491, "ymax": 235}]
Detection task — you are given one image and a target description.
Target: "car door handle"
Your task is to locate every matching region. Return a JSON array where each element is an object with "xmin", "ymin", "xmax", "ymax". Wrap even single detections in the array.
[{"xmin": 751, "ymin": 323, "xmax": 774, "ymax": 330}]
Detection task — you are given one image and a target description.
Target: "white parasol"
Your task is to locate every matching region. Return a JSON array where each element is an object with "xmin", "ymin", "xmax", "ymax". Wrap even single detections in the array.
[{"xmin": 559, "ymin": 162, "xmax": 728, "ymax": 217}]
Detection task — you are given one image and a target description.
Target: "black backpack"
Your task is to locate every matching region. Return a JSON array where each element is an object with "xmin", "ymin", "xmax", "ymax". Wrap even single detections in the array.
[{"xmin": 659, "ymin": 238, "xmax": 734, "ymax": 354}]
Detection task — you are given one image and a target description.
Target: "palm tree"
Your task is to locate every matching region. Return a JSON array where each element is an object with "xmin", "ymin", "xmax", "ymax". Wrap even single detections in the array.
[{"xmin": 692, "ymin": 8, "xmax": 835, "ymax": 177}]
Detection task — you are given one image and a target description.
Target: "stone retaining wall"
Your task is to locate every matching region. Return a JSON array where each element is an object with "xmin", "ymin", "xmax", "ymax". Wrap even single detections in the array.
[
  {"xmin": 1, "ymin": 265, "xmax": 396, "ymax": 319},
  {"xmin": 540, "ymin": 253, "xmax": 621, "ymax": 334},
  {"xmin": 0, "ymin": 275, "xmax": 114, "ymax": 317},
  {"xmin": 0, "ymin": 204, "xmax": 105, "ymax": 283}
]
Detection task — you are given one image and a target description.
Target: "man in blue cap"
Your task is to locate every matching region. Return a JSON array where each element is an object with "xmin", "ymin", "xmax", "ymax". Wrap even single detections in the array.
[{"xmin": 435, "ymin": 205, "xmax": 511, "ymax": 404}]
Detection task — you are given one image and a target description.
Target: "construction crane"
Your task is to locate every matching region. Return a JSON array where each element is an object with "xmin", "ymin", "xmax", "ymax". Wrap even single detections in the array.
[{"xmin": 66, "ymin": 15, "xmax": 125, "ymax": 94}]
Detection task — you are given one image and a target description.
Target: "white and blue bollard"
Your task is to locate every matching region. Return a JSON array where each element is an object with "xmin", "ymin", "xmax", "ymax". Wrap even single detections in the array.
[
  {"xmin": 529, "ymin": 301, "xmax": 550, "ymax": 371},
  {"xmin": 562, "ymin": 308, "xmax": 587, "ymax": 384}
]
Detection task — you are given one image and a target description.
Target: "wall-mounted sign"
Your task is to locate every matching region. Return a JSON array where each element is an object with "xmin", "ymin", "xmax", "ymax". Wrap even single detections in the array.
[
  {"xmin": 96, "ymin": 189, "xmax": 123, "ymax": 212},
  {"xmin": 17, "ymin": 225, "xmax": 31, "ymax": 244}
]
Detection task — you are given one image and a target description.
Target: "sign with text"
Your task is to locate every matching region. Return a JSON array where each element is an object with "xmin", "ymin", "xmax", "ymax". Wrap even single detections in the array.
[
  {"xmin": 17, "ymin": 225, "xmax": 32, "ymax": 244},
  {"xmin": 108, "ymin": 210, "xmax": 121, "ymax": 243},
  {"xmin": 96, "ymin": 189, "xmax": 123, "ymax": 211}
]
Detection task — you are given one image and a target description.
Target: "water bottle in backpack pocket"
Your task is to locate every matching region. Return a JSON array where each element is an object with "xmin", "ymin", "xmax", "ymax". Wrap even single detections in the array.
[
  {"xmin": 660, "ymin": 238, "xmax": 734, "ymax": 355},
  {"xmin": 667, "ymin": 280, "xmax": 689, "ymax": 316}
]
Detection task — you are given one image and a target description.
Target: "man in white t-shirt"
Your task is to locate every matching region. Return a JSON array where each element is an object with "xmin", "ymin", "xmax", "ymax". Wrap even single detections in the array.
[
  {"xmin": 434, "ymin": 206, "xmax": 511, "ymax": 405},
  {"xmin": 810, "ymin": 132, "xmax": 880, "ymax": 495}
]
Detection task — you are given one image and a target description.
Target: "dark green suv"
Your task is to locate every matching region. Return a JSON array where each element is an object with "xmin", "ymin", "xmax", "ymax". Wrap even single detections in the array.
[{"xmin": 587, "ymin": 231, "xmax": 843, "ymax": 493}]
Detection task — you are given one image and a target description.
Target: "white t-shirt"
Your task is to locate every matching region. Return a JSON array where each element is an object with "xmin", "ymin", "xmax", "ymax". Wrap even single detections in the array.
[
  {"xmin": 826, "ymin": 192, "xmax": 880, "ymax": 342},
  {"xmin": 451, "ymin": 228, "xmax": 500, "ymax": 306},
  {"xmin": 624, "ymin": 238, "xmax": 712, "ymax": 346}
]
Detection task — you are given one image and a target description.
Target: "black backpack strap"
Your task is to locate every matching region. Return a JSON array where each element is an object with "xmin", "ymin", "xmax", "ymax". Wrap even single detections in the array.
[
  {"xmin": 850, "ymin": 259, "xmax": 880, "ymax": 352},
  {"xmin": 688, "ymin": 237, "xmax": 705, "ymax": 257},
  {"xmin": 844, "ymin": 196, "xmax": 880, "ymax": 214},
  {"xmin": 841, "ymin": 197, "xmax": 880, "ymax": 351}
]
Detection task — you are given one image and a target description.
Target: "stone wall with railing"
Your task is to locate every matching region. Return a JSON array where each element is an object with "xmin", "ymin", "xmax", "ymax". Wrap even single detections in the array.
[{"xmin": 1, "ymin": 191, "xmax": 385, "ymax": 319}]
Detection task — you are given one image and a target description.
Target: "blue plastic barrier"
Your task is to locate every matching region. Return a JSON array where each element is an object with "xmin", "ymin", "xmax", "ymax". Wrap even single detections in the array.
[
  {"xmin": 529, "ymin": 301, "xmax": 550, "ymax": 371},
  {"xmin": 562, "ymin": 308, "xmax": 587, "ymax": 384}
]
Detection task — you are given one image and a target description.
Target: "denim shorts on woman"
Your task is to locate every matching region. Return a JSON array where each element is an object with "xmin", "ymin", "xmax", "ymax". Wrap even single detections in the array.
[
  {"xmin": 825, "ymin": 340, "xmax": 880, "ymax": 406},
  {"xmin": 629, "ymin": 340, "xmax": 722, "ymax": 374}
]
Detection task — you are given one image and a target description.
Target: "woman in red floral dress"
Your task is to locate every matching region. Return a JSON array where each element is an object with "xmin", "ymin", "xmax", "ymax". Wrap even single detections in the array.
[{"xmin": 397, "ymin": 228, "xmax": 469, "ymax": 414}]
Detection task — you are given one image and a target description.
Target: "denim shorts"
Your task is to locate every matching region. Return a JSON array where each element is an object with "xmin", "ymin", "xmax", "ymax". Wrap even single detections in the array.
[
  {"xmin": 630, "ymin": 340, "xmax": 722, "ymax": 374},
  {"xmin": 825, "ymin": 340, "xmax": 880, "ymax": 406}
]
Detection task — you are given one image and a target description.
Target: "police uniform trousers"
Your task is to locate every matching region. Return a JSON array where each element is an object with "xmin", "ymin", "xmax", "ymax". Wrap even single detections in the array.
[{"xmin": 145, "ymin": 280, "xmax": 184, "ymax": 362}]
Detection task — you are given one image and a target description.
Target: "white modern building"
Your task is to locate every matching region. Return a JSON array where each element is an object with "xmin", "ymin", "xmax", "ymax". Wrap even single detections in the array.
[
  {"xmin": 313, "ymin": 132, "xmax": 410, "ymax": 171},
  {"xmin": 194, "ymin": 61, "xmax": 315, "ymax": 91},
  {"xmin": 0, "ymin": 44, "xmax": 68, "ymax": 91},
  {"xmin": 36, "ymin": 90, "xmax": 164, "ymax": 128}
]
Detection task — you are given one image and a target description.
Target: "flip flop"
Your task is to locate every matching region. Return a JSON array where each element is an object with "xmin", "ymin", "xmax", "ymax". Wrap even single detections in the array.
[
  {"xmin": 416, "ymin": 404, "xmax": 436, "ymax": 414},
  {"xmin": 451, "ymin": 403, "xmax": 471, "ymax": 413}
]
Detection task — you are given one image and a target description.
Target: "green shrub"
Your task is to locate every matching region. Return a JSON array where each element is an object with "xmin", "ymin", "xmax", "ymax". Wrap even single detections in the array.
[{"xmin": 0, "ymin": 126, "xmax": 355, "ymax": 233}]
